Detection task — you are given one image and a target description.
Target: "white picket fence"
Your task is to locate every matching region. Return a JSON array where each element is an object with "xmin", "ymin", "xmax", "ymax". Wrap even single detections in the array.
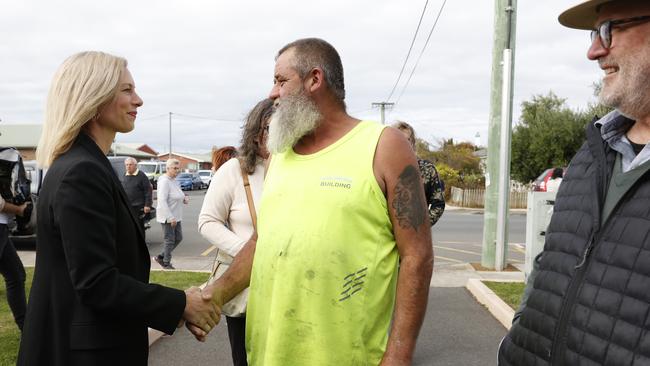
[{"xmin": 449, "ymin": 187, "xmax": 528, "ymax": 209}]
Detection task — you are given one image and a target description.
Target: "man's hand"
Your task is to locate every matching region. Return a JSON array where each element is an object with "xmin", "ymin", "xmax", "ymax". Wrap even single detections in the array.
[
  {"xmin": 170, "ymin": 218, "xmax": 177, "ymax": 228},
  {"xmin": 16, "ymin": 203, "xmax": 28, "ymax": 217},
  {"xmin": 143, "ymin": 206, "xmax": 151, "ymax": 214},
  {"xmin": 185, "ymin": 283, "xmax": 227, "ymax": 341},
  {"xmin": 183, "ymin": 286, "xmax": 220, "ymax": 341}
]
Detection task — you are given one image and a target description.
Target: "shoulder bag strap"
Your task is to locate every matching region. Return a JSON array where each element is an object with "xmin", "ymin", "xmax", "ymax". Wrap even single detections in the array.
[{"xmin": 240, "ymin": 164, "xmax": 258, "ymax": 230}]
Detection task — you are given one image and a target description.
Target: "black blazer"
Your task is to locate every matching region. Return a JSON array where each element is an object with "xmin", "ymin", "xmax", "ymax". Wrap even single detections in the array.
[{"xmin": 18, "ymin": 133, "xmax": 186, "ymax": 366}]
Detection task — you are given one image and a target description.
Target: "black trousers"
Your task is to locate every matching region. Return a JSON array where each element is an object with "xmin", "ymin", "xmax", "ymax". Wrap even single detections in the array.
[
  {"xmin": 226, "ymin": 315, "xmax": 248, "ymax": 366},
  {"xmin": 131, "ymin": 205, "xmax": 145, "ymax": 233},
  {"xmin": 0, "ymin": 224, "xmax": 26, "ymax": 330}
]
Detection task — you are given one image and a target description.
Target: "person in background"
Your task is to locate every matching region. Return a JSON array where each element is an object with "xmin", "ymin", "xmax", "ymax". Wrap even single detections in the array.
[
  {"xmin": 155, "ymin": 158, "xmax": 187, "ymax": 270},
  {"xmin": 211, "ymin": 146, "xmax": 238, "ymax": 173},
  {"xmin": 0, "ymin": 196, "xmax": 28, "ymax": 331},
  {"xmin": 545, "ymin": 167, "xmax": 564, "ymax": 193},
  {"xmin": 198, "ymin": 98, "xmax": 273, "ymax": 366},
  {"xmin": 122, "ymin": 157, "xmax": 153, "ymax": 232},
  {"xmin": 17, "ymin": 51, "xmax": 218, "ymax": 366},
  {"xmin": 393, "ymin": 121, "xmax": 446, "ymax": 226}
]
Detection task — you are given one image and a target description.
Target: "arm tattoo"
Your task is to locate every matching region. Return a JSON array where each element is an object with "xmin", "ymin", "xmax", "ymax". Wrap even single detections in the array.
[{"xmin": 392, "ymin": 165, "xmax": 426, "ymax": 231}]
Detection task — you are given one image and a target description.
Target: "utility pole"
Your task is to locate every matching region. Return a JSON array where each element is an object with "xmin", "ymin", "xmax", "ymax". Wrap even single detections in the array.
[
  {"xmin": 371, "ymin": 102, "xmax": 394, "ymax": 124},
  {"xmin": 482, "ymin": 0, "xmax": 517, "ymax": 270},
  {"xmin": 168, "ymin": 112, "xmax": 172, "ymax": 159}
]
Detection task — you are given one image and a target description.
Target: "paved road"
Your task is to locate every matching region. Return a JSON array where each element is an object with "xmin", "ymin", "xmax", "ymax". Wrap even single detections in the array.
[
  {"xmin": 144, "ymin": 191, "xmax": 526, "ymax": 268},
  {"xmin": 149, "ymin": 288, "xmax": 505, "ymax": 366},
  {"xmin": 143, "ymin": 193, "xmax": 514, "ymax": 365}
]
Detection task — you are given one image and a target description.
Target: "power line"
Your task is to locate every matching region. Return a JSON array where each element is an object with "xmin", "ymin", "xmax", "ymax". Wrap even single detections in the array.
[
  {"xmin": 395, "ymin": 0, "xmax": 448, "ymax": 106},
  {"xmin": 172, "ymin": 113, "xmax": 240, "ymax": 122},
  {"xmin": 137, "ymin": 113, "xmax": 168, "ymax": 121},
  {"xmin": 385, "ymin": 0, "xmax": 429, "ymax": 102}
]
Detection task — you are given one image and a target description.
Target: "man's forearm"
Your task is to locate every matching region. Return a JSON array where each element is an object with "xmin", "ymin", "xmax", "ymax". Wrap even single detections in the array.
[
  {"xmin": 205, "ymin": 235, "xmax": 257, "ymax": 305},
  {"xmin": 1, "ymin": 202, "xmax": 26, "ymax": 216},
  {"xmin": 383, "ymin": 254, "xmax": 433, "ymax": 364}
]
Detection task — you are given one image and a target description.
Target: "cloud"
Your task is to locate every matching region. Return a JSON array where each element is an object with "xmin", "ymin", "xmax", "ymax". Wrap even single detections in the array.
[{"xmin": 1, "ymin": 0, "xmax": 602, "ymax": 151}]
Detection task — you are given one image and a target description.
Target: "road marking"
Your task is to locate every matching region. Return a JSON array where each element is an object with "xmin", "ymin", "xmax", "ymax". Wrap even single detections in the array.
[
  {"xmin": 201, "ymin": 245, "xmax": 218, "ymax": 257},
  {"xmin": 434, "ymin": 245, "xmax": 481, "ymax": 256},
  {"xmin": 438, "ymin": 240, "xmax": 525, "ymax": 247},
  {"xmin": 434, "ymin": 255, "xmax": 465, "ymax": 263},
  {"xmin": 511, "ymin": 246, "xmax": 525, "ymax": 254}
]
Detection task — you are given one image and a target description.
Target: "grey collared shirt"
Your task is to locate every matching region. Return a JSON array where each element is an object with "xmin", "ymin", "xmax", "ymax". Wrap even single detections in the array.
[{"xmin": 597, "ymin": 110, "xmax": 650, "ymax": 172}]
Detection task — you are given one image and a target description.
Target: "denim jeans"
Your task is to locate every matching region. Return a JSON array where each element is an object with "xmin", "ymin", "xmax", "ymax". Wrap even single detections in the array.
[
  {"xmin": 161, "ymin": 221, "xmax": 182, "ymax": 265},
  {"xmin": 0, "ymin": 224, "xmax": 26, "ymax": 330}
]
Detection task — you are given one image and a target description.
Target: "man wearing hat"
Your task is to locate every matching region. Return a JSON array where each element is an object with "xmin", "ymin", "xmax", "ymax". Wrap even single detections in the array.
[{"xmin": 499, "ymin": 1, "xmax": 650, "ymax": 365}]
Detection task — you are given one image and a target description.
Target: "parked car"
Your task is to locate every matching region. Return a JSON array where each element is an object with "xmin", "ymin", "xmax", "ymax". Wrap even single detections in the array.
[
  {"xmin": 176, "ymin": 172, "xmax": 202, "ymax": 191},
  {"xmin": 107, "ymin": 156, "xmax": 127, "ymax": 183},
  {"xmin": 197, "ymin": 169, "xmax": 213, "ymax": 189},
  {"xmin": 532, "ymin": 167, "xmax": 565, "ymax": 192}
]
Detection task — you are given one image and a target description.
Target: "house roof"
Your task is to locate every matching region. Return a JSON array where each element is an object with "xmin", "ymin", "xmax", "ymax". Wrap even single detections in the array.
[
  {"xmin": 157, "ymin": 151, "xmax": 212, "ymax": 163},
  {"xmin": 110, "ymin": 143, "xmax": 157, "ymax": 159},
  {"xmin": 118, "ymin": 142, "xmax": 158, "ymax": 154}
]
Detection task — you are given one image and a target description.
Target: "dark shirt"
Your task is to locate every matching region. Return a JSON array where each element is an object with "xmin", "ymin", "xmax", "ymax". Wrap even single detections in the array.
[
  {"xmin": 417, "ymin": 159, "xmax": 445, "ymax": 226},
  {"xmin": 122, "ymin": 170, "xmax": 152, "ymax": 208}
]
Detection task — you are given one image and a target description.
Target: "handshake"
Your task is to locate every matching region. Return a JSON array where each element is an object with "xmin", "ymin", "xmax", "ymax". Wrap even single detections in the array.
[{"xmin": 180, "ymin": 284, "xmax": 223, "ymax": 342}]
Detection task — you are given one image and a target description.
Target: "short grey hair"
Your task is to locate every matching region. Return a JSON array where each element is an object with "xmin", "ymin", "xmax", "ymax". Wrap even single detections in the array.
[
  {"xmin": 124, "ymin": 157, "xmax": 137, "ymax": 164},
  {"xmin": 165, "ymin": 158, "xmax": 180, "ymax": 168},
  {"xmin": 277, "ymin": 38, "xmax": 346, "ymax": 104}
]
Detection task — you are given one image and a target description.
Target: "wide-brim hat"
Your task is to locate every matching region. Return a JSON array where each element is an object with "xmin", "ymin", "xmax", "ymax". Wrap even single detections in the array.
[{"xmin": 559, "ymin": 0, "xmax": 613, "ymax": 30}]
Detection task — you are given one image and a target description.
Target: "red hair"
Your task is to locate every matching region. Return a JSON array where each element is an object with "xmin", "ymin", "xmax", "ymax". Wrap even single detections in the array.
[{"xmin": 211, "ymin": 146, "xmax": 237, "ymax": 172}]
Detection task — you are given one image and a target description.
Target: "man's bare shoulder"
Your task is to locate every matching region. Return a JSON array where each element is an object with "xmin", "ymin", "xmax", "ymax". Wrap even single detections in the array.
[{"xmin": 373, "ymin": 126, "xmax": 418, "ymax": 194}]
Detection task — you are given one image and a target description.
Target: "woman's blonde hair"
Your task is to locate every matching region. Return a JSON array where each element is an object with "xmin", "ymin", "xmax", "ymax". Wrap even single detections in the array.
[{"xmin": 36, "ymin": 51, "xmax": 127, "ymax": 167}]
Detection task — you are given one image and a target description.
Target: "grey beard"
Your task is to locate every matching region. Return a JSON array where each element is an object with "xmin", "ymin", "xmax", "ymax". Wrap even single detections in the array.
[
  {"xmin": 266, "ymin": 93, "xmax": 322, "ymax": 154},
  {"xmin": 599, "ymin": 53, "xmax": 650, "ymax": 120}
]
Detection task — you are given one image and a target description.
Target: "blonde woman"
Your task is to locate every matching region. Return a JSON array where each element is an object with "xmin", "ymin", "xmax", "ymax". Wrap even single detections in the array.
[
  {"xmin": 18, "ymin": 52, "xmax": 218, "ymax": 366},
  {"xmin": 198, "ymin": 98, "xmax": 273, "ymax": 366}
]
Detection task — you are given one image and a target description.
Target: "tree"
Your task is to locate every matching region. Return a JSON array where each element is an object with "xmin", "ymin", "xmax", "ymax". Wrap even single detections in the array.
[
  {"xmin": 430, "ymin": 138, "xmax": 481, "ymax": 175},
  {"xmin": 510, "ymin": 91, "xmax": 610, "ymax": 183}
]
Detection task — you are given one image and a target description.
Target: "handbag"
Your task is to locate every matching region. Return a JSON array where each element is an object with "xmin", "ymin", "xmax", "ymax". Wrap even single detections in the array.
[{"xmin": 204, "ymin": 162, "xmax": 257, "ymax": 317}]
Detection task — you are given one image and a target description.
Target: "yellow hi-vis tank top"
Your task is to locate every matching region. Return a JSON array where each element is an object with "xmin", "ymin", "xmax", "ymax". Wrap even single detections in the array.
[{"xmin": 246, "ymin": 121, "xmax": 398, "ymax": 366}]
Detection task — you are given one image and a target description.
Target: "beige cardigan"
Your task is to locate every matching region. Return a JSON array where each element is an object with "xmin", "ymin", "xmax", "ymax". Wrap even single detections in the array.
[{"xmin": 198, "ymin": 158, "xmax": 264, "ymax": 258}]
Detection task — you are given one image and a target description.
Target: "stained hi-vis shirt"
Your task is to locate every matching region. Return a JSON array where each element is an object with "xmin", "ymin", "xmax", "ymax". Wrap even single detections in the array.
[{"xmin": 246, "ymin": 121, "xmax": 398, "ymax": 365}]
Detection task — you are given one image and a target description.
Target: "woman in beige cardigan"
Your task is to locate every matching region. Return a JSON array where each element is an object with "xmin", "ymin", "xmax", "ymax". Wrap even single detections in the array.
[{"xmin": 198, "ymin": 98, "xmax": 272, "ymax": 366}]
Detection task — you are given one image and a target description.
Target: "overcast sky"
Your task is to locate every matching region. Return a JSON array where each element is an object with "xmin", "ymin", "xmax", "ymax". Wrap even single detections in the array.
[{"xmin": 1, "ymin": 0, "xmax": 602, "ymax": 154}]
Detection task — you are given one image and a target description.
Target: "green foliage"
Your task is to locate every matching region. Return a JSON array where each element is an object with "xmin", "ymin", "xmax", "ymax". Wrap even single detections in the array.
[
  {"xmin": 0, "ymin": 268, "xmax": 33, "ymax": 366},
  {"xmin": 511, "ymin": 91, "xmax": 611, "ymax": 183},
  {"xmin": 430, "ymin": 138, "xmax": 481, "ymax": 175}
]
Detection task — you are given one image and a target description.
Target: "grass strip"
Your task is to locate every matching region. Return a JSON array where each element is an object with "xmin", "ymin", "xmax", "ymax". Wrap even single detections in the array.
[
  {"xmin": 0, "ymin": 267, "xmax": 209, "ymax": 366},
  {"xmin": 482, "ymin": 281, "xmax": 525, "ymax": 310}
]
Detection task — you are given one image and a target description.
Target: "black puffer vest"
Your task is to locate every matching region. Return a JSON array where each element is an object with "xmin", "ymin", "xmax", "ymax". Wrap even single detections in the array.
[{"xmin": 499, "ymin": 120, "xmax": 650, "ymax": 365}]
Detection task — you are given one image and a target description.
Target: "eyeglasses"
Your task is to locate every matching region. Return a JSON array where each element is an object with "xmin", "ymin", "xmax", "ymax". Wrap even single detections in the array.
[{"xmin": 591, "ymin": 16, "xmax": 650, "ymax": 49}]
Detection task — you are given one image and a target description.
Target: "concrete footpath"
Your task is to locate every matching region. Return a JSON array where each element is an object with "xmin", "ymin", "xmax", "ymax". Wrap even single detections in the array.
[
  {"xmin": 147, "ymin": 261, "xmax": 523, "ymax": 366},
  {"xmin": 16, "ymin": 253, "xmax": 521, "ymax": 365}
]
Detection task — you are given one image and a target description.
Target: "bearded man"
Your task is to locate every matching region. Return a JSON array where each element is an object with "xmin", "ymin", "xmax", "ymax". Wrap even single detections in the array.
[
  {"xmin": 499, "ymin": 1, "xmax": 650, "ymax": 365},
  {"xmin": 195, "ymin": 38, "xmax": 433, "ymax": 365}
]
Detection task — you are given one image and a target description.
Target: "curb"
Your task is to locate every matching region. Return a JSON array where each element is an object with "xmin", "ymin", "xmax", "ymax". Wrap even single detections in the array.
[{"xmin": 465, "ymin": 278, "xmax": 517, "ymax": 330}]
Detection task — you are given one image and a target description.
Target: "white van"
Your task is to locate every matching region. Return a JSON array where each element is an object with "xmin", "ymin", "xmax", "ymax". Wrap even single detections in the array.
[{"xmin": 137, "ymin": 161, "xmax": 167, "ymax": 188}]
